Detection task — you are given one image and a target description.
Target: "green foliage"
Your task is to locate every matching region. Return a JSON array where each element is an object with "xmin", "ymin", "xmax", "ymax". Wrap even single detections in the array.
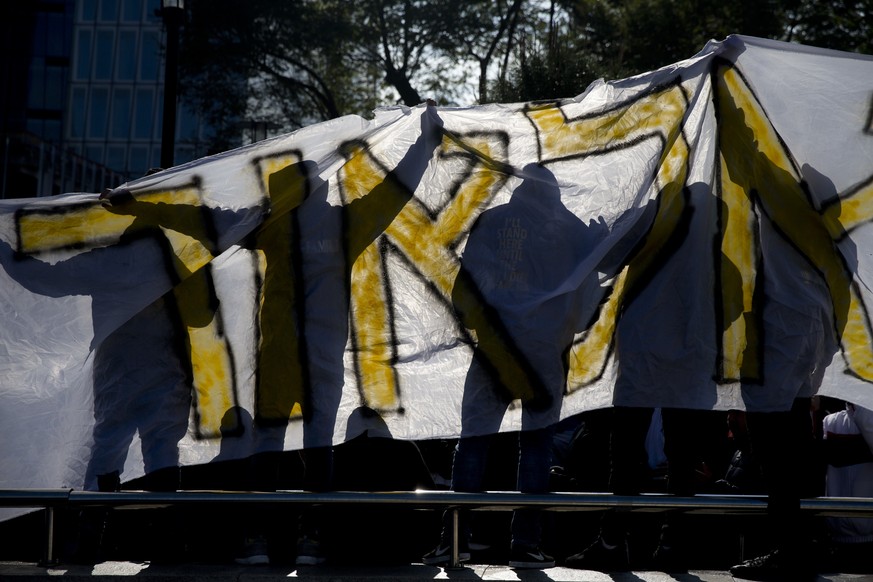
[
  {"xmin": 350, "ymin": 0, "xmax": 458, "ymax": 106},
  {"xmin": 785, "ymin": 0, "xmax": 873, "ymax": 54},
  {"xmin": 180, "ymin": 0, "xmax": 873, "ymax": 151},
  {"xmin": 489, "ymin": 35, "xmax": 596, "ymax": 102},
  {"xmin": 181, "ymin": 0, "xmax": 371, "ymax": 142},
  {"xmin": 493, "ymin": 0, "xmax": 872, "ymax": 103},
  {"xmin": 560, "ymin": 0, "xmax": 789, "ymax": 81}
]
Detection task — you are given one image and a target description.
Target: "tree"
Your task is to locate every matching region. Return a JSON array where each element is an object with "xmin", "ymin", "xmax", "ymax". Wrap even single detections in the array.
[
  {"xmin": 181, "ymin": 0, "xmax": 377, "ymax": 142},
  {"xmin": 493, "ymin": 0, "xmax": 873, "ymax": 104},
  {"xmin": 489, "ymin": 0, "xmax": 598, "ymax": 103},
  {"xmin": 439, "ymin": 0, "xmax": 526, "ymax": 104},
  {"xmin": 181, "ymin": 0, "xmax": 475, "ymax": 144},
  {"xmin": 784, "ymin": 0, "xmax": 873, "ymax": 54},
  {"xmin": 559, "ymin": 0, "xmax": 789, "ymax": 81},
  {"xmin": 489, "ymin": 19, "xmax": 597, "ymax": 100},
  {"xmin": 181, "ymin": 0, "xmax": 872, "ymax": 150},
  {"xmin": 349, "ymin": 0, "xmax": 463, "ymax": 107}
]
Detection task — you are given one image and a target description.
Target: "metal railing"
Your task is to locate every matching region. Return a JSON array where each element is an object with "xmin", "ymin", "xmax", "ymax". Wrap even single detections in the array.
[{"xmin": 3, "ymin": 489, "xmax": 873, "ymax": 568}]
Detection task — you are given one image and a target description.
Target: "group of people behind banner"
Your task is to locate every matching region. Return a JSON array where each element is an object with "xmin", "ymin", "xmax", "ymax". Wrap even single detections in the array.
[{"xmin": 62, "ymin": 140, "xmax": 873, "ymax": 578}]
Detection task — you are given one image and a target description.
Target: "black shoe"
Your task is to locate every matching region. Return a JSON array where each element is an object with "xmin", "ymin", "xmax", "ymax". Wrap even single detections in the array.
[
  {"xmin": 295, "ymin": 534, "xmax": 326, "ymax": 566},
  {"xmin": 651, "ymin": 542, "xmax": 685, "ymax": 572},
  {"xmin": 651, "ymin": 522, "xmax": 685, "ymax": 572},
  {"xmin": 422, "ymin": 541, "xmax": 470, "ymax": 566},
  {"xmin": 67, "ymin": 508, "xmax": 112, "ymax": 565},
  {"xmin": 564, "ymin": 537, "xmax": 628, "ymax": 571},
  {"xmin": 234, "ymin": 537, "xmax": 270, "ymax": 566},
  {"xmin": 508, "ymin": 545, "xmax": 555, "ymax": 569},
  {"xmin": 729, "ymin": 549, "xmax": 815, "ymax": 581}
]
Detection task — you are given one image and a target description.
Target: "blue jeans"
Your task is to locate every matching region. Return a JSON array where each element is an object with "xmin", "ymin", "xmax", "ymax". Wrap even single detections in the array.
[{"xmin": 450, "ymin": 426, "xmax": 554, "ymax": 548}]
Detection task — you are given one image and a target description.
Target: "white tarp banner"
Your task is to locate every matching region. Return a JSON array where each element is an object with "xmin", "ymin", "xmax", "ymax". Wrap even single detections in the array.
[{"xmin": 2, "ymin": 35, "xmax": 873, "ymax": 512}]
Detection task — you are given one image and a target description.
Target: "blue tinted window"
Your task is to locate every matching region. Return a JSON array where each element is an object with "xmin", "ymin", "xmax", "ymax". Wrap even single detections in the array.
[
  {"xmin": 123, "ymin": 0, "xmax": 142, "ymax": 21},
  {"xmin": 146, "ymin": 0, "xmax": 161, "ymax": 22},
  {"xmin": 83, "ymin": 159, "xmax": 97, "ymax": 188},
  {"xmin": 27, "ymin": 60, "xmax": 46, "ymax": 108},
  {"xmin": 139, "ymin": 30, "xmax": 159, "ymax": 81},
  {"xmin": 81, "ymin": 0, "xmax": 97, "ymax": 20},
  {"xmin": 154, "ymin": 94, "xmax": 163, "ymax": 140},
  {"xmin": 26, "ymin": 119, "xmax": 44, "ymax": 137},
  {"xmin": 94, "ymin": 30, "xmax": 114, "ymax": 80},
  {"xmin": 46, "ymin": 13, "xmax": 65, "ymax": 56},
  {"xmin": 89, "ymin": 87, "xmax": 109, "ymax": 137},
  {"xmin": 44, "ymin": 120, "xmax": 62, "ymax": 143},
  {"xmin": 116, "ymin": 30, "xmax": 137, "ymax": 80},
  {"xmin": 75, "ymin": 29, "xmax": 92, "ymax": 79},
  {"xmin": 45, "ymin": 66, "xmax": 64, "ymax": 110},
  {"xmin": 100, "ymin": 0, "xmax": 119, "ymax": 21},
  {"xmin": 175, "ymin": 146, "xmax": 194, "ymax": 164},
  {"xmin": 70, "ymin": 88, "xmax": 87, "ymax": 138},
  {"xmin": 32, "ymin": 15, "xmax": 47, "ymax": 54},
  {"xmin": 129, "ymin": 146, "xmax": 148, "ymax": 176},
  {"xmin": 134, "ymin": 88, "xmax": 154, "ymax": 139},
  {"xmin": 111, "ymin": 88, "xmax": 132, "ymax": 139},
  {"xmin": 106, "ymin": 146, "xmax": 126, "ymax": 173},
  {"xmin": 86, "ymin": 145, "xmax": 104, "ymax": 165},
  {"xmin": 179, "ymin": 103, "xmax": 199, "ymax": 141}
]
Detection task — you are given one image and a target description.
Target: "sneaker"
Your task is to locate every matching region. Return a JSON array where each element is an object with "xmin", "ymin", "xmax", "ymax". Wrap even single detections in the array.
[
  {"xmin": 650, "ymin": 523, "xmax": 685, "ymax": 572},
  {"xmin": 651, "ymin": 542, "xmax": 685, "ymax": 572},
  {"xmin": 422, "ymin": 541, "xmax": 471, "ymax": 565},
  {"xmin": 729, "ymin": 549, "xmax": 815, "ymax": 581},
  {"xmin": 234, "ymin": 538, "xmax": 269, "ymax": 566},
  {"xmin": 564, "ymin": 536, "xmax": 628, "ymax": 571},
  {"xmin": 508, "ymin": 545, "xmax": 555, "ymax": 569},
  {"xmin": 295, "ymin": 535, "xmax": 326, "ymax": 566}
]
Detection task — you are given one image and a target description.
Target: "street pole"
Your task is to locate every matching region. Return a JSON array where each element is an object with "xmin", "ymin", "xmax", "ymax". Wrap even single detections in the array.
[{"xmin": 159, "ymin": 1, "xmax": 185, "ymax": 170}]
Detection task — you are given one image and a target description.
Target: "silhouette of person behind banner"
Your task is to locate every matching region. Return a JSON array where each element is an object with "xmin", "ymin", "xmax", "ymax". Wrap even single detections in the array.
[
  {"xmin": 0, "ymin": 214, "xmax": 204, "ymax": 563},
  {"xmin": 87, "ymin": 293, "xmax": 190, "ymax": 492},
  {"xmin": 424, "ymin": 163, "xmax": 606, "ymax": 568},
  {"xmin": 0, "ymin": 232, "xmax": 192, "ymax": 494},
  {"xmin": 234, "ymin": 104, "xmax": 445, "ymax": 567}
]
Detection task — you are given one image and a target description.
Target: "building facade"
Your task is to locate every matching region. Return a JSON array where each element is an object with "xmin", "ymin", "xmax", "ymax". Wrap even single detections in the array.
[{"xmin": 1, "ymin": 0, "xmax": 215, "ymax": 199}]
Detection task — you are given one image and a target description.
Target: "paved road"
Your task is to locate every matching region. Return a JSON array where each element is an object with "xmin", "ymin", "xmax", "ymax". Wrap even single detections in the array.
[{"xmin": 2, "ymin": 561, "xmax": 873, "ymax": 581}]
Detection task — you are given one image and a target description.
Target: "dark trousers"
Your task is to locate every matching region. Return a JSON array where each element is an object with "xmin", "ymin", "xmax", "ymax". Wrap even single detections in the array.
[{"xmin": 745, "ymin": 397, "xmax": 820, "ymax": 553}]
